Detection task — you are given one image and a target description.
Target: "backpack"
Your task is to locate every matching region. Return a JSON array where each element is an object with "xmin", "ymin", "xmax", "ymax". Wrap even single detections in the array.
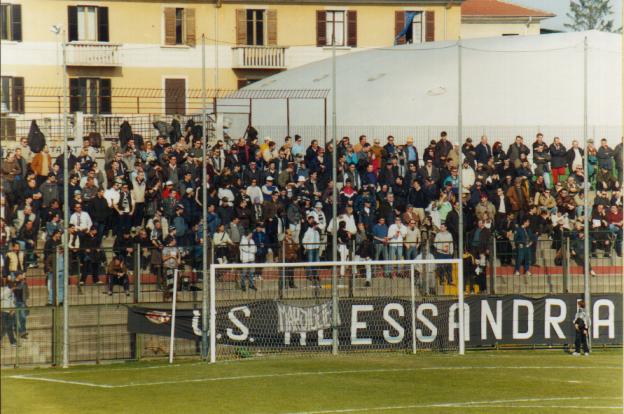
[{"xmin": 27, "ymin": 120, "xmax": 46, "ymax": 154}]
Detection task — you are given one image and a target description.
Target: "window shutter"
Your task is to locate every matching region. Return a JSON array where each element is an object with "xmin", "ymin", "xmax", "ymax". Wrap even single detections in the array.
[
  {"xmin": 69, "ymin": 78, "xmax": 81, "ymax": 113},
  {"xmin": 235, "ymin": 9, "xmax": 246, "ymax": 45},
  {"xmin": 185, "ymin": 8, "xmax": 196, "ymax": 46},
  {"xmin": 316, "ymin": 10, "xmax": 326, "ymax": 47},
  {"xmin": 12, "ymin": 77, "xmax": 24, "ymax": 113},
  {"xmin": 164, "ymin": 7, "xmax": 176, "ymax": 45},
  {"xmin": 68, "ymin": 6, "xmax": 78, "ymax": 42},
  {"xmin": 97, "ymin": 7, "xmax": 109, "ymax": 42},
  {"xmin": 11, "ymin": 4, "xmax": 21, "ymax": 42},
  {"xmin": 267, "ymin": 9, "xmax": 277, "ymax": 46},
  {"xmin": 395, "ymin": 11, "xmax": 405, "ymax": 45},
  {"xmin": 425, "ymin": 11, "xmax": 435, "ymax": 42},
  {"xmin": 347, "ymin": 10, "xmax": 357, "ymax": 48},
  {"xmin": 99, "ymin": 78, "xmax": 111, "ymax": 114}
]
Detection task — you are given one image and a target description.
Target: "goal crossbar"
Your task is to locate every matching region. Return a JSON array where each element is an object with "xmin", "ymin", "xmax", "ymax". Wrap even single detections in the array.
[{"xmin": 207, "ymin": 258, "xmax": 464, "ymax": 363}]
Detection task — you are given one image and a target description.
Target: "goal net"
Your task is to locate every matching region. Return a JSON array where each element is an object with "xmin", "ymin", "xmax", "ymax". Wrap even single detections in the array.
[{"xmin": 200, "ymin": 258, "xmax": 465, "ymax": 362}]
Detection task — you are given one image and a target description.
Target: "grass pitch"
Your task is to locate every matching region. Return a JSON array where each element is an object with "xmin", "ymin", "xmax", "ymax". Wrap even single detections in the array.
[{"xmin": 2, "ymin": 350, "xmax": 622, "ymax": 414}]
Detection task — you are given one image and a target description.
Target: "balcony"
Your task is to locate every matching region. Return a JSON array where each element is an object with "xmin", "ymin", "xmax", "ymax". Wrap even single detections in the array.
[
  {"xmin": 65, "ymin": 42, "xmax": 121, "ymax": 67},
  {"xmin": 232, "ymin": 46, "xmax": 287, "ymax": 70}
]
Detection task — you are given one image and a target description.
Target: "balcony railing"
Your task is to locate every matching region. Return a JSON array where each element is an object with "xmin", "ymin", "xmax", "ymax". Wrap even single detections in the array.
[
  {"xmin": 232, "ymin": 46, "xmax": 287, "ymax": 69},
  {"xmin": 65, "ymin": 42, "xmax": 121, "ymax": 67}
]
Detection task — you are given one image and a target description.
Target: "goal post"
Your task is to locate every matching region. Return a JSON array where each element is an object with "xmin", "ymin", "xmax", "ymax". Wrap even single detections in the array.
[{"xmin": 207, "ymin": 258, "xmax": 464, "ymax": 363}]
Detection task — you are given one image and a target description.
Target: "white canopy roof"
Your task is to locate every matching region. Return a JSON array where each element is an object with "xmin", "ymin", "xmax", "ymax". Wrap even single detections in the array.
[{"xmin": 234, "ymin": 31, "xmax": 621, "ymax": 146}]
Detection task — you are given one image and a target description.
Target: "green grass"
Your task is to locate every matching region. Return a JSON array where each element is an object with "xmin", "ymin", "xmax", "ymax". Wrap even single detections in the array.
[{"xmin": 2, "ymin": 350, "xmax": 622, "ymax": 414}]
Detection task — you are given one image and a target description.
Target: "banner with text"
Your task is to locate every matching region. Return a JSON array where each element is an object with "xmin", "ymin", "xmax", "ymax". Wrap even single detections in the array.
[{"xmin": 127, "ymin": 294, "xmax": 621, "ymax": 348}]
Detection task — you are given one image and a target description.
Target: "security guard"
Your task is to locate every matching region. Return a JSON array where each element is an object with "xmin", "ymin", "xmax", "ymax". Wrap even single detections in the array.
[{"xmin": 572, "ymin": 300, "xmax": 590, "ymax": 356}]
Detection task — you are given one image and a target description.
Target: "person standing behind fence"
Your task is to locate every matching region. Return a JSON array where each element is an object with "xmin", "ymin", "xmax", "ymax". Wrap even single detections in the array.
[
  {"xmin": 283, "ymin": 229, "xmax": 299, "ymax": 289},
  {"xmin": 572, "ymin": 300, "xmax": 590, "ymax": 356},
  {"xmin": 12, "ymin": 271, "xmax": 29, "ymax": 339},
  {"xmin": 239, "ymin": 230, "xmax": 257, "ymax": 292},
  {"xmin": 302, "ymin": 217, "xmax": 321, "ymax": 287},
  {"xmin": 0, "ymin": 278, "xmax": 17, "ymax": 347},
  {"xmin": 513, "ymin": 218, "xmax": 533, "ymax": 278}
]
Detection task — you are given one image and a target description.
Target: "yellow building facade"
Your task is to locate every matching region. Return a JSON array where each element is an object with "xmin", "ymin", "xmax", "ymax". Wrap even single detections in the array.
[{"xmin": 1, "ymin": 0, "xmax": 462, "ymax": 115}]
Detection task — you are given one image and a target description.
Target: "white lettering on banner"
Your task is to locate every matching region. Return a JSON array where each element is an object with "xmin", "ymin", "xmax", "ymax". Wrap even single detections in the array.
[
  {"xmin": 277, "ymin": 302, "xmax": 334, "ymax": 333},
  {"xmin": 227, "ymin": 306, "xmax": 250, "ymax": 341},
  {"xmin": 191, "ymin": 310, "xmax": 202, "ymax": 336},
  {"xmin": 512, "ymin": 300, "xmax": 534, "ymax": 339},
  {"xmin": 416, "ymin": 303, "xmax": 438, "ymax": 343},
  {"xmin": 317, "ymin": 329, "xmax": 333, "ymax": 346},
  {"xmin": 448, "ymin": 303, "xmax": 470, "ymax": 342},
  {"xmin": 544, "ymin": 299, "xmax": 566, "ymax": 339},
  {"xmin": 284, "ymin": 332, "xmax": 307, "ymax": 345},
  {"xmin": 481, "ymin": 300, "xmax": 503, "ymax": 340},
  {"xmin": 593, "ymin": 299, "xmax": 615, "ymax": 339},
  {"xmin": 351, "ymin": 305, "xmax": 373, "ymax": 345},
  {"xmin": 382, "ymin": 304, "xmax": 405, "ymax": 344}
]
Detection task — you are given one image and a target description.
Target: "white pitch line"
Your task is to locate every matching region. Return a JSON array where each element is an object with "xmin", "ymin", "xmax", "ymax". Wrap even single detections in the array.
[
  {"xmin": 8, "ymin": 365, "xmax": 622, "ymax": 389},
  {"xmin": 9, "ymin": 362, "xmax": 199, "ymax": 377},
  {"xmin": 8, "ymin": 374, "xmax": 115, "ymax": 389},
  {"xmin": 281, "ymin": 397, "xmax": 622, "ymax": 414}
]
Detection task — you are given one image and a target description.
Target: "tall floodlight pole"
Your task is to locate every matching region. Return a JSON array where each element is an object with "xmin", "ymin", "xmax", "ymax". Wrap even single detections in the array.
[
  {"xmin": 457, "ymin": 40, "xmax": 465, "ymax": 356},
  {"xmin": 582, "ymin": 36, "xmax": 591, "ymax": 347},
  {"xmin": 201, "ymin": 34, "xmax": 209, "ymax": 360},
  {"xmin": 61, "ymin": 32, "xmax": 70, "ymax": 368},
  {"xmin": 331, "ymin": 29, "xmax": 339, "ymax": 356}
]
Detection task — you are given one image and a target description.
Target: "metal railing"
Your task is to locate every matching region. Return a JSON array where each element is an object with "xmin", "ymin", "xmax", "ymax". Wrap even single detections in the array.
[
  {"xmin": 232, "ymin": 46, "xmax": 287, "ymax": 69},
  {"xmin": 65, "ymin": 42, "xmax": 121, "ymax": 67}
]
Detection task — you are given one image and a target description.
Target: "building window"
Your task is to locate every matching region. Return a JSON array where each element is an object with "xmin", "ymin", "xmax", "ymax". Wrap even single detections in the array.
[
  {"xmin": 409, "ymin": 12, "xmax": 424, "ymax": 44},
  {"xmin": 164, "ymin": 7, "xmax": 196, "ymax": 46},
  {"xmin": 68, "ymin": 6, "xmax": 109, "ymax": 42},
  {"xmin": 246, "ymin": 10, "xmax": 265, "ymax": 46},
  {"xmin": 0, "ymin": 76, "xmax": 24, "ymax": 113},
  {"xmin": 0, "ymin": 4, "xmax": 22, "ymax": 42},
  {"xmin": 175, "ymin": 8, "xmax": 184, "ymax": 45},
  {"xmin": 69, "ymin": 78, "xmax": 111, "ymax": 114},
  {"xmin": 325, "ymin": 11, "xmax": 345, "ymax": 46},
  {"xmin": 77, "ymin": 6, "xmax": 97, "ymax": 41}
]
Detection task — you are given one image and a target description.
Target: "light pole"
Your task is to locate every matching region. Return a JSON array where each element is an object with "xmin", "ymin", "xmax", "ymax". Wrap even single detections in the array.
[
  {"xmin": 60, "ymin": 27, "xmax": 70, "ymax": 368},
  {"xmin": 331, "ymin": 29, "xmax": 338, "ymax": 356}
]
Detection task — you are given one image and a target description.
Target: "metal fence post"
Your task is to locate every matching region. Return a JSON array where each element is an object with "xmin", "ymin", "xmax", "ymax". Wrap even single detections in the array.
[
  {"xmin": 96, "ymin": 305, "xmax": 101, "ymax": 364},
  {"xmin": 134, "ymin": 243, "xmax": 141, "ymax": 303},
  {"xmin": 279, "ymin": 240, "xmax": 285, "ymax": 299},
  {"xmin": 490, "ymin": 239, "xmax": 497, "ymax": 294},
  {"xmin": 563, "ymin": 236, "xmax": 570, "ymax": 293},
  {"xmin": 349, "ymin": 239, "xmax": 355, "ymax": 298}
]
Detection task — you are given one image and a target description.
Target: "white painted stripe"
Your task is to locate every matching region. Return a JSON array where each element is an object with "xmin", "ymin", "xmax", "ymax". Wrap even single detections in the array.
[
  {"xmin": 281, "ymin": 397, "xmax": 622, "ymax": 414},
  {"xmin": 8, "ymin": 363, "xmax": 194, "ymax": 377},
  {"xmin": 8, "ymin": 365, "xmax": 622, "ymax": 388},
  {"xmin": 8, "ymin": 374, "xmax": 115, "ymax": 389}
]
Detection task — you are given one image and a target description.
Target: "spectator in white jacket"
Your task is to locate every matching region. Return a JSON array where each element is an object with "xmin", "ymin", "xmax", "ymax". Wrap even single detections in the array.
[
  {"xmin": 239, "ymin": 231, "xmax": 257, "ymax": 291},
  {"xmin": 461, "ymin": 161, "xmax": 475, "ymax": 190},
  {"xmin": 387, "ymin": 217, "xmax": 408, "ymax": 274},
  {"xmin": 246, "ymin": 180, "xmax": 263, "ymax": 205}
]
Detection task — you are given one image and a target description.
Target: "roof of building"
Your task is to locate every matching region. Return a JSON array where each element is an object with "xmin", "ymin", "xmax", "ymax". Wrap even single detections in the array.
[{"xmin": 462, "ymin": 0, "xmax": 555, "ymax": 18}]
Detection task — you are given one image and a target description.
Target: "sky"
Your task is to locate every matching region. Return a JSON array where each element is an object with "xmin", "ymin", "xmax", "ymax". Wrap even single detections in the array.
[{"xmin": 511, "ymin": 0, "xmax": 622, "ymax": 31}]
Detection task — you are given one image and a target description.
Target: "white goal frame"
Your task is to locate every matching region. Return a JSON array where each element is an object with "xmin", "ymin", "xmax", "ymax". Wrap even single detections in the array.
[{"xmin": 208, "ymin": 258, "xmax": 464, "ymax": 363}]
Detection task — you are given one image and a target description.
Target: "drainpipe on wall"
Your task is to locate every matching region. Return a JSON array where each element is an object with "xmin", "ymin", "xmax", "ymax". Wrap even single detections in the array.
[{"xmin": 525, "ymin": 16, "xmax": 533, "ymax": 35}]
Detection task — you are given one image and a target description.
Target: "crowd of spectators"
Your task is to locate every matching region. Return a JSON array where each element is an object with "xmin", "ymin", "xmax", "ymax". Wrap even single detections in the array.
[{"xmin": 0, "ymin": 121, "xmax": 622, "ymax": 301}]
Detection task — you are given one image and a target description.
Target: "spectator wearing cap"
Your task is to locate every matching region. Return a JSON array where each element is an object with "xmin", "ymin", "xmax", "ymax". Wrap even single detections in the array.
[{"xmin": 261, "ymin": 176, "xmax": 277, "ymax": 201}]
